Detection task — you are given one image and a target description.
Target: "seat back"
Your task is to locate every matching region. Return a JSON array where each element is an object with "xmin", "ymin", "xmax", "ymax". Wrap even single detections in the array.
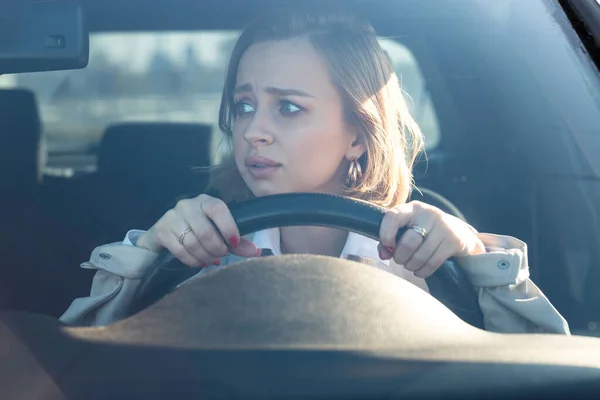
[
  {"xmin": 89, "ymin": 122, "xmax": 213, "ymax": 240},
  {"xmin": 0, "ymin": 89, "xmax": 43, "ymax": 200},
  {"xmin": 0, "ymin": 89, "xmax": 46, "ymax": 310},
  {"xmin": 97, "ymin": 122, "xmax": 212, "ymax": 198}
]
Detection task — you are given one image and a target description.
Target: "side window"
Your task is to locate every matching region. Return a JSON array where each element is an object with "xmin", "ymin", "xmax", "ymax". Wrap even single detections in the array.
[{"xmin": 378, "ymin": 38, "xmax": 440, "ymax": 149}]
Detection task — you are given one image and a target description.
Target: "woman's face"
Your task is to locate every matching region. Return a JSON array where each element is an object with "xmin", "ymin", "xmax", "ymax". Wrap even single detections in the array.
[{"xmin": 232, "ymin": 37, "xmax": 365, "ymax": 197}]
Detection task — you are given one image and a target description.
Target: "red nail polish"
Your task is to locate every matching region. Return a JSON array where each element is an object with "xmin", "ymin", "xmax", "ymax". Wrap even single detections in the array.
[
  {"xmin": 256, "ymin": 248, "xmax": 262, "ymax": 257},
  {"xmin": 228, "ymin": 236, "xmax": 240, "ymax": 248},
  {"xmin": 386, "ymin": 246, "xmax": 395, "ymax": 253},
  {"xmin": 213, "ymin": 259, "xmax": 221, "ymax": 266}
]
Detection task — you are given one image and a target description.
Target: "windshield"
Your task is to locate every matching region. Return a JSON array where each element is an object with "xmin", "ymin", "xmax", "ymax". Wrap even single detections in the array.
[
  {"xmin": 2, "ymin": 1, "xmax": 598, "ymax": 178},
  {"xmin": 1, "ymin": 0, "xmax": 600, "ymax": 336}
]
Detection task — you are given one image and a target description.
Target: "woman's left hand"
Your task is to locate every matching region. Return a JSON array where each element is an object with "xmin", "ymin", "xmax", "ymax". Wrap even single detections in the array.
[{"xmin": 378, "ymin": 201, "xmax": 486, "ymax": 278}]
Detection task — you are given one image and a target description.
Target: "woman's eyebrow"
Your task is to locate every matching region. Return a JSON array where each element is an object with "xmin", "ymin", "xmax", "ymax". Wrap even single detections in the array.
[
  {"xmin": 234, "ymin": 83, "xmax": 314, "ymax": 98},
  {"xmin": 265, "ymin": 87, "xmax": 315, "ymax": 98},
  {"xmin": 234, "ymin": 83, "xmax": 252, "ymax": 94}
]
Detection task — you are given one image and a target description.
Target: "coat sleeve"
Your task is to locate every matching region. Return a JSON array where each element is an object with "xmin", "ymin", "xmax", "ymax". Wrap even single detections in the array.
[
  {"xmin": 456, "ymin": 233, "xmax": 570, "ymax": 334},
  {"xmin": 60, "ymin": 230, "xmax": 228, "ymax": 327},
  {"xmin": 59, "ymin": 241, "xmax": 160, "ymax": 326}
]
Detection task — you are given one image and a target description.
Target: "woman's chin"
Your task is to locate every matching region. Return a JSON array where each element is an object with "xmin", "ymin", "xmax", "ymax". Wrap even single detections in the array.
[
  {"xmin": 247, "ymin": 183, "xmax": 340, "ymax": 198},
  {"xmin": 247, "ymin": 184, "xmax": 290, "ymax": 198}
]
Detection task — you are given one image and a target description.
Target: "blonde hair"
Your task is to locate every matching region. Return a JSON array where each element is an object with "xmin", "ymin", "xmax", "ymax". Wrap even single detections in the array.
[{"xmin": 209, "ymin": 7, "xmax": 425, "ymax": 208}]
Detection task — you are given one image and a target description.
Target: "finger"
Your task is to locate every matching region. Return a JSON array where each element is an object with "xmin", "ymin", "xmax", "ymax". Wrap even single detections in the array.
[
  {"xmin": 181, "ymin": 197, "xmax": 259, "ymax": 259},
  {"xmin": 181, "ymin": 210, "xmax": 229, "ymax": 260},
  {"xmin": 199, "ymin": 195, "xmax": 260, "ymax": 258},
  {"xmin": 166, "ymin": 208, "xmax": 219, "ymax": 264},
  {"xmin": 170, "ymin": 241, "xmax": 207, "ymax": 268},
  {"xmin": 392, "ymin": 205, "xmax": 438, "ymax": 265},
  {"xmin": 160, "ymin": 227, "xmax": 206, "ymax": 268},
  {"xmin": 403, "ymin": 222, "xmax": 443, "ymax": 272},
  {"xmin": 379, "ymin": 203, "xmax": 413, "ymax": 248},
  {"xmin": 392, "ymin": 228, "xmax": 426, "ymax": 266},
  {"xmin": 152, "ymin": 209, "xmax": 206, "ymax": 266},
  {"xmin": 377, "ymin": 242, "xmax": 393, "ymax": 260},
  {"xmin": 166, "ymin": 217, "xmax": 213, "ymax": 266},
  {"xmin": 414, "ymin": 241, "xmax": 456, "ymax": 279},
  {"xmin": 230, "ymin": 237, "xmax": 262, "ymax": 258},
  {"xmin": 179, "ymin": 228, "xmax": 220, "ymax": 264},
  {"xmin": 198, "ymin": 195, "xmax": 242, "ymax": 248},
  {"xmin": 176, "ymin": 197, "xmax": 230, "ymax": 255}
]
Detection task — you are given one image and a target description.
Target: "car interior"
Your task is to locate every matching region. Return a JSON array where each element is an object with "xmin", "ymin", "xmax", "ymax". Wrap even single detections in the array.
[{"xmin": 2, "ymin": 0, "xmax": 600, "ymax": 398}]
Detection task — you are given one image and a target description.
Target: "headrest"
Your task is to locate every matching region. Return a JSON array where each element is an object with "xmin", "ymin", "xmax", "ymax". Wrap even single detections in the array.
[
  {"xmin": 0, "ymin": 89, "xmax": 42, "ymax": 192},
  {"xmin": 97, "ymin": 122, "xmax": 213, "ymax": 190}
]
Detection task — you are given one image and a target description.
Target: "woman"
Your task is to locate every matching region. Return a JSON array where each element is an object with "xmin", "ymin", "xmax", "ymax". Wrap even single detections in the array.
[{"xmin": 61, "ymin": 8, "xmax": 570, "ymax": 334}]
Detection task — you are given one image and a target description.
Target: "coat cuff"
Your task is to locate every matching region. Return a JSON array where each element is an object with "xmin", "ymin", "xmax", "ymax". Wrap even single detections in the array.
[
  {"xmin": 457, "ymin": 233, "xmax": 529, "ymax": 288},
  {"xmin": 82, "ymin": 242, "xmax": 159, "ymax": 280},
  {"xmin": 123, "ymin": 229, "xmax": 147, "ymax": 246}
]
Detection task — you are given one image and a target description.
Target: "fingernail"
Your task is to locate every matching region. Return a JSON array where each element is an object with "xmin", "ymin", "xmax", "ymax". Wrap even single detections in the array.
[
  {"xmin": 386, "ymin": 246, "xmax": 395, "ymax": 253},
  {"xmin": 228, "ymin": 236, "xmax": 240, "ymax": 248},
  {"xmin": 213, "ymin": 259, "xmax": 221, "ymax": 266},
  {"xmin": 256, "ymin": 248, "xmax": 262, "ymax": 257},
  {"xmin": 380, "ymin": 251, "xmax": 392, "ymax": 261}
]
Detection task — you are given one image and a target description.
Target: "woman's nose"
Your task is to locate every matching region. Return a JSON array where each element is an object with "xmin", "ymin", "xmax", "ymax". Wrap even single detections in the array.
[{"xmin": 243, "ymin": 110, "xmax": 274, "ymax": 146}]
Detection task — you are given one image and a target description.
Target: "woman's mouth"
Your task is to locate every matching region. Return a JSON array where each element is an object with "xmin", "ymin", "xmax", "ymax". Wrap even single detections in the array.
[{"xmin": 245, "ymin": 156, "xmax": 281, "ymax": 179}]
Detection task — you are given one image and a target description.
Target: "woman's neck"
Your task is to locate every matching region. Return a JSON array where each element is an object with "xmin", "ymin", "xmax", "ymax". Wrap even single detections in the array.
[{"xmin": 279, "ymin": 226, "xmax": 349, "ymax": 257}]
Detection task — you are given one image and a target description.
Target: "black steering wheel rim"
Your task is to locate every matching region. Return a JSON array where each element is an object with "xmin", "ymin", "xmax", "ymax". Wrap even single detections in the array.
[
  {"xmin": 132, "ymin": 193, "xmax": 484, "ymax": 328},
  {"xmin": 232, "ymin": 193, "xmax": 405, "ymax": 241}
]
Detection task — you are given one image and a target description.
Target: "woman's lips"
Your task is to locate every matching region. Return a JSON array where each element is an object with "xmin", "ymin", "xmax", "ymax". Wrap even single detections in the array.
[{"xmin": 245, "ymin": 156, "xmax": 281, "ymax": 179}]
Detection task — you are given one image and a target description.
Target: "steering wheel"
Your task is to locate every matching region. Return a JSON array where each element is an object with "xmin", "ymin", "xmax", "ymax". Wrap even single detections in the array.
[{"xmin": 132, "ymin": 193, "xmax": 484, "ymax": 329}]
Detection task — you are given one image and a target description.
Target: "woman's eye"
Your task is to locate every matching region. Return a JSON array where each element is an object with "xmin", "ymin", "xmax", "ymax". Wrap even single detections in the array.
[
  {"xmin": 235, "ymin": 101, "xmax": 255, "ymax": 115},
  {"xmin": 280, "ymin": 101, "xmax": 302, "ymax": 115}
]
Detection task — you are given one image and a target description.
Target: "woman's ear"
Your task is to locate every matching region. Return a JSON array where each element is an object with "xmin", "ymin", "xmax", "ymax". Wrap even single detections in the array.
[{"xmin": 346, "ymin": 137, "xmax": 367, "ymax": 160}]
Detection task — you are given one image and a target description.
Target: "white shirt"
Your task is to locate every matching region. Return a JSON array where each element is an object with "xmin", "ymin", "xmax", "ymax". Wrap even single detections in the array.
[{"xmin": 252, "ymin": 228, "xmax": 383, "ymax": 260}]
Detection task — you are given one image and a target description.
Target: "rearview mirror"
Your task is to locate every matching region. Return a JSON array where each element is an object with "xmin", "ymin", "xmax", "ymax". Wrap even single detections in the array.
[{"xmin": 0, "ymin": 1, "xmax": 89, "ymax": 74}]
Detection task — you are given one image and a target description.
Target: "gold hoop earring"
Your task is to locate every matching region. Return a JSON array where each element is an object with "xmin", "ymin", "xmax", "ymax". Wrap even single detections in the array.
[{"xmin": 346, "ymin": 157, "xmax": 363, "ymax": 188}]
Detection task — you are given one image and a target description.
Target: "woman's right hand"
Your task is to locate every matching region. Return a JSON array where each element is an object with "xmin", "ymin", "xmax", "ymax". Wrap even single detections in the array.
[{"xmin": 136, "ymin": 194, "xmax": 261, "ymax": 267}]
